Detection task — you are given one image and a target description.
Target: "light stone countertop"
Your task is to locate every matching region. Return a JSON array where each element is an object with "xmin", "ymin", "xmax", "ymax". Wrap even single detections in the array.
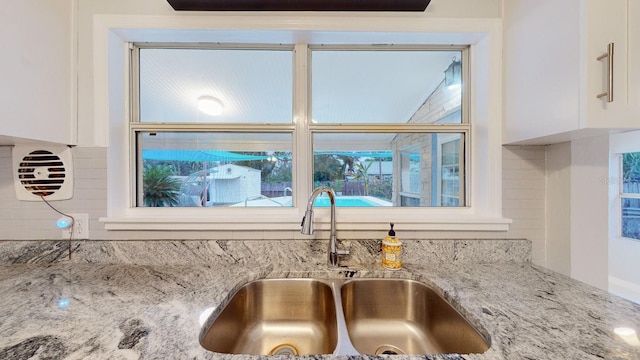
[{"xmin": 0, "ymin": 239, "xmax": 639, "ymax": 360}]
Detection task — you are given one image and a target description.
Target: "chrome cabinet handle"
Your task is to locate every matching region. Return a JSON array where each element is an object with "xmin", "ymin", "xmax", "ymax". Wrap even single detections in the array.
[{"xmin": 596, "ymin": 42, "xmax": 614, "ymax": 103}]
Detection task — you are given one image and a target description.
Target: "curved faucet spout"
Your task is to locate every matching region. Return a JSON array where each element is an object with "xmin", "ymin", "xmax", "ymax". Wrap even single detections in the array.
[{"xmin": 300, "ymin": 186, "xmax": 347, "ymax": 267}]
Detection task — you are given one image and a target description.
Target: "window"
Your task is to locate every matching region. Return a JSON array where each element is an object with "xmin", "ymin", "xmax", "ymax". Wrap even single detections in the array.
[
  {"xmin": 310, "ymin": 48, "xmax": 467, "ymax": 208},
  {"xmin": 136, "ymin": 131, "xmax": 293, "ymax": 207},
  {"xmin": 133, "ymin": 46, "xmax": 294, "ymax": 208},
  {"xmin": 94, "ymin": 16, "xmax": 509, "ymax": 232},
  {"xmin": 621, "ymin": 152, "xmax": 640, "ymax": 240},
  {"xmin": 132, "ymin": 44, "xmax": 469, "ymax": 210}
]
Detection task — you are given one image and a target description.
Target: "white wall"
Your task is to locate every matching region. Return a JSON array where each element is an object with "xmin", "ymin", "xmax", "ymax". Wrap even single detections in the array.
[
  {"xmin": 528, "ymin": 138, "xmax": 614, "ymax": 290},
  {"xmin": 545, "ymin": 142, "xmax": 571, "ymax": 277},
  {"xmin": 0, "ymin": 0, "xmax": 75, "ymax": 145},
  {"xmin": 544, "ymin": 136, "xmax": 611, "ymax": 291},
  {"xmin": 609, "ymin": 239, "xmax": 640, "ymax": 303},
  {"xmin": 570, "ymin": 136, "xmax": 610, "ymax": 290}
]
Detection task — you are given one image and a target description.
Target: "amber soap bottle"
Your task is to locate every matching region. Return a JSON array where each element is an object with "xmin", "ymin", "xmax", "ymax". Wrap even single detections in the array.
[{"xmin": 381, "ymin": 222, "xmax": 402, "ymax": 270}]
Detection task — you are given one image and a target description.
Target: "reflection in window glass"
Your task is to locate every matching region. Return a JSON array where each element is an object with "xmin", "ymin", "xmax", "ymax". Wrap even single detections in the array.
[
  {"xmin": 440, "ymin": 136, "xmax": 461, "ymax": 207},
  {"xmin": 138, "ymin": 48, "xmax": 293, "ymax": 124},
  {"xmin": 311, "ymin": 50, "xmax": 463, "ymax": 124},
  {"xmin": 313, "ymin": 133, "xmax": 464, "ymax": 207},
  {"xmin": 136, "ymin": 132, "xmax": 292, "ymax": 207},
  {"xmin": 400, "ymin": 151, "xmax": 421, "ymax": 207},
  {"xmin": 403, "ymin": 151, "xmax": 421, "ymax": 194},
  {"xmin": 621, "ymin": 152, "xmax": 640, "ymax": 240}
]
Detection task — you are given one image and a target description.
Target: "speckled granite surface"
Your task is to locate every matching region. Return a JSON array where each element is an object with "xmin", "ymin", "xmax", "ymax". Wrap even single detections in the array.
[
  {"xmin": 0, "ymin": 239, "xmax": 639, "ymax": 360},
  {"xmin": 0, "ymin": 239, "xmax": 532, "ymax": 266}
]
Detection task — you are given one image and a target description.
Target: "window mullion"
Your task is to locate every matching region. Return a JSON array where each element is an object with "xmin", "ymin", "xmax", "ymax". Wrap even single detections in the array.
[
  {"xmin": 130, "ymin": 123, "xmax": 295, "ymax": 133},
  {"xmin": 293, "ymin": 44, "xmax": 311, "ymax": 207}
]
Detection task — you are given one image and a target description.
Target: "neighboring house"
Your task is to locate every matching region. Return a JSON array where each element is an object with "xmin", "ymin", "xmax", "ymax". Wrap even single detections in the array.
[{"xmin": 391, "ymin": 79, "xmax": 462, "ymax": 207}]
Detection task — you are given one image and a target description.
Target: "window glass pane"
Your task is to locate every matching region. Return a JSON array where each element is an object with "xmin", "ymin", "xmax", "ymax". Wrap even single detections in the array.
[
  {"xmin": 622, "ymin": 198, "xmax": 640, "ymax": 240},
  {"xmin": 621, "ymin": 152, "xmax": 640, "ymax": 240},
  {"xmin": 137, "ymin": 132, "xmax": 292, "ymax": 207},
  {"xmin": 440, "ymin": 136, "xmax": 461, "ymax": 206},
  {"xmin": 401, "ymin": 150, "xmax": 421, "ymax": 194},
  {"xmin": 139, "ymin": 48, "xmax": 293, "ymax": 123},
  {"xmin": 313, "ymin": 133, "xmax": 464, "ymax": 207},
  {"xmin": 623, "ymin": 152, "xmax": 640, "ymax": 194},
  {"xmin": 311, "ymin": 50, "xmax": 463, "ymax": 124}
]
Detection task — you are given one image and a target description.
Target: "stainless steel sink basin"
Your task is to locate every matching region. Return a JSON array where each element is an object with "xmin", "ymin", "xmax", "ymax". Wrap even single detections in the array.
[
  {"xmin": 201, "ymin": 278, "xmax": 490, "ymax": 356},
  {"xmin": 200, "ymin": 278, "xmax": 338, "ymax": 355},
  {"xmin": 340, "ymin": 278, "xmax": 490, "ymax": 355}
]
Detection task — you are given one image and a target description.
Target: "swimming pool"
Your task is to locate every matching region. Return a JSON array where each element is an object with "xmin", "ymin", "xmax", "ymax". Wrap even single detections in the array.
[
  {"xmin": 233, "ymin": 195, "xmax": 391, "ymax": 207},
  {"xmin": 313, "ymin": 196, "xmax": 390, "ymax": 207}
]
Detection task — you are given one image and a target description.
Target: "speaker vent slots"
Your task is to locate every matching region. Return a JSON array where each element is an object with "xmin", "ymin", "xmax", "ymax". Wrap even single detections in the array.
[{"xmin": 13, "ymin": 146, "xmax": 73, "ymax": 201}]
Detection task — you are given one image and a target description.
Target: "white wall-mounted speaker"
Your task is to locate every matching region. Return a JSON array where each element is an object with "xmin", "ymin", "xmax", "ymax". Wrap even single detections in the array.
[{"xmin": 12, "ymin": 145, "xmax": 74, "ymax": 201}]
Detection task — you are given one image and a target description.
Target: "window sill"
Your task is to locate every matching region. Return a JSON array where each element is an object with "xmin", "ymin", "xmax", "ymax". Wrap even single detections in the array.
[{"xmin": 100, "ymin": 215, "xmax": 511, "ymax": 232}]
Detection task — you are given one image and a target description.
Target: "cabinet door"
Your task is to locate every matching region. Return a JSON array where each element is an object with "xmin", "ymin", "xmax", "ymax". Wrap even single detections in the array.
[
  {"xmin": 584, "ymin": 0, "xmax": 629, "ymax": 128},
  {"xmin": 503, "ymin": 0, "xmax": 582, "ymax": 144},
  {"xmin": 0, "ymin": 0, "xmax": 74, "ymax": 145}
]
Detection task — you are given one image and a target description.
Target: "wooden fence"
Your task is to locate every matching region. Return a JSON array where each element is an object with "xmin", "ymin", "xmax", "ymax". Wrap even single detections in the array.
[
  {"xmin": 261, "ymin": 181, "xmax": 366, "ymax": 197},
  {"xmin": 261, "ymin": 182, "xmax": 292, "ymax": 197}
]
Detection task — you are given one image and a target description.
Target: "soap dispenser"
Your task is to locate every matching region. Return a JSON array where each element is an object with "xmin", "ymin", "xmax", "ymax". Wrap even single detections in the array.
[{"xmin": 381, "ymin": 222, "xmax": 402, "ymax": 270}]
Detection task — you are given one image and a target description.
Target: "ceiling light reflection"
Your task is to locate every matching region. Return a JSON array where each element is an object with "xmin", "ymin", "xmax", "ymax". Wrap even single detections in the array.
[
  {"xmin": 198, "ymin": 96, "xmax": 224, "ymax": 116},
  {"xmin": 614, "ymin": 327, "xmax": 640, "ymax": 346}
]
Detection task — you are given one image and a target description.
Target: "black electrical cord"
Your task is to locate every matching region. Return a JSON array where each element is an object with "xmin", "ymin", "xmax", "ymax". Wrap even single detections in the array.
[{"xmin": 40, "ymin": 195, "xmax": 75, "ymax": 260}]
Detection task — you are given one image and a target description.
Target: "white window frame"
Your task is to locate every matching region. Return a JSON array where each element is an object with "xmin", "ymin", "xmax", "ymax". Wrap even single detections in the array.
[
  {"xmin": 94, "ymin": 14, "xmax": 510, "ymax": 233},
  {"xmin": 610, "ymin": 131, "xmax": 640, "ymax": 242},
  {"xmin": 437, "ymin": 134, "xmax": 463, "ymax": 207}
]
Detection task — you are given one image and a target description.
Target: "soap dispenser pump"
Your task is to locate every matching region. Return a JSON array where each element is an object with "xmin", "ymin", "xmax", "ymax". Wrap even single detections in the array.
[{"xmin": 381, "ymin": 222, "xmax": 402, "ymax": 270}]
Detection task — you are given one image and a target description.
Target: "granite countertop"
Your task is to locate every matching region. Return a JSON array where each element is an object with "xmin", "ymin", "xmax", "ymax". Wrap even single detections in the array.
[{"xmin": 0, "ymin": 239, "xmax": 639, "ymax": 360}]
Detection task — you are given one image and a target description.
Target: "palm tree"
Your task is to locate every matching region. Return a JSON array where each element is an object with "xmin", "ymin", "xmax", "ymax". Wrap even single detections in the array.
[
  {"xmin": 353, "ymin": 160, "xmax": 374, "ymax": 196},
  {"xmin": 335, "ymin": 155, "xmax": 356, "ymax": 177},
  {"xmin": 623, "ymin": 152, "xmax": 640, "ymax": 182},
  {"xmin": 143, "ymin": 165, "xmax": 181, "ymax": 207}
]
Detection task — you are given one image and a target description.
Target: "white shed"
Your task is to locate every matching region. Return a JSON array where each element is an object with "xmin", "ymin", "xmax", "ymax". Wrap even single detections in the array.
[{"xmin": 211, "ymin": 164, "xmax": 261, "ymax": 204}]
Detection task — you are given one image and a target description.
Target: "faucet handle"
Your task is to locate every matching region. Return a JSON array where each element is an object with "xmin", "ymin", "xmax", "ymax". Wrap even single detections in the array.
[{"xmin": 337, "ymin": 249, "xmax": 350, "ymax": 256}]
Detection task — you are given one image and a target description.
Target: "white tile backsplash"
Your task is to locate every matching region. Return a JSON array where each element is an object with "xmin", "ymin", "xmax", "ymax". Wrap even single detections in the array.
[{"xmin": 0, "ymin": 145, "xmax": 548, "ymax": 266}]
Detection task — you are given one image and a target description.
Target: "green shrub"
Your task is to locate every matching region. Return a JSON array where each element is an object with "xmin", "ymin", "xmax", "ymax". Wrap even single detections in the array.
[{"xmin": 143, "ymin": 165, "xmax": 181, "ymax": 207}]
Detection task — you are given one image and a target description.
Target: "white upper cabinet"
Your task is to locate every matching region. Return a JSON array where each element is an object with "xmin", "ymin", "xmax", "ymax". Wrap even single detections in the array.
[
  {"xmin": 503, "ymin": 0, "xmax": 636, "ymax": 144},
  {"xmin": 0, "ymin": 0, "xmax": 75, "ymax": 145}
]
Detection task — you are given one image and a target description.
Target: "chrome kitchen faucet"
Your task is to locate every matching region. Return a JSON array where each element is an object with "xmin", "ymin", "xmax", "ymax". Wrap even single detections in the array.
[{"xmin": 300, "ymin": 186, "xmax": 349, "ymax": 267}]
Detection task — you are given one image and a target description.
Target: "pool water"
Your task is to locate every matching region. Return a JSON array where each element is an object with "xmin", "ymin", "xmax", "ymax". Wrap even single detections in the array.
[{"xmin": 314, "ymin": 197, "xmax": 378, "ymax": 207}]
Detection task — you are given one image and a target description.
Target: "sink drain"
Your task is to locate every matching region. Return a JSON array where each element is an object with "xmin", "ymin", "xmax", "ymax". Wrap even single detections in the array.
[
  {"xmin": 269, "ymin": 343, "xmax": 300, "ymax": 355},
  {"xmin": 375, "ymin": 345, "xmax": 405, "ymax": 355}
]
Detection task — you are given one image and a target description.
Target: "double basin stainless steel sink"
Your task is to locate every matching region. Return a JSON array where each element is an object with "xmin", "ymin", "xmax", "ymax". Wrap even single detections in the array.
[{"xmin": 200, "ymin": 278, "xmax": 490, "ymax": 356}]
